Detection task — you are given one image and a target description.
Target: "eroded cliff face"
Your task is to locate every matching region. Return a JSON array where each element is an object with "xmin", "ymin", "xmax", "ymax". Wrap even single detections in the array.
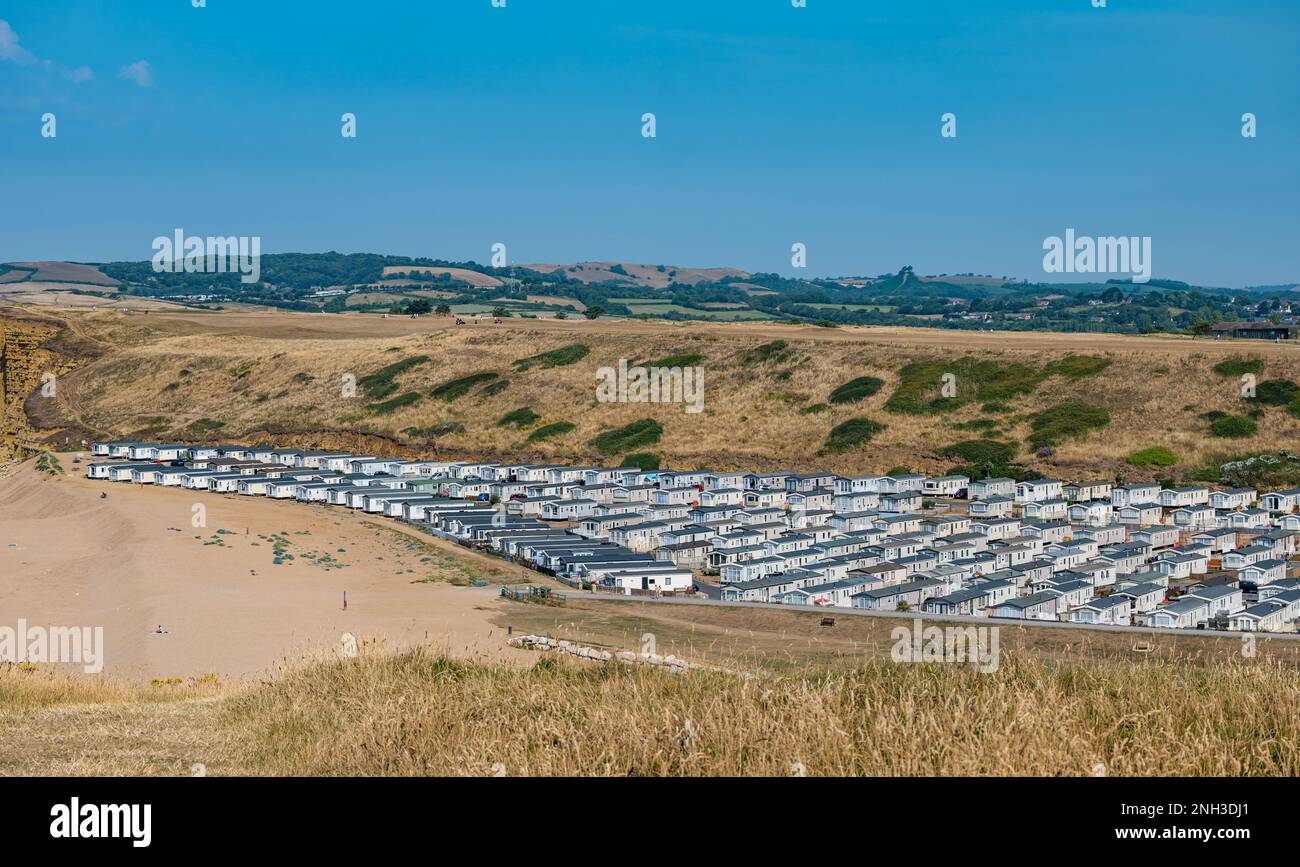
[{"xmin": 0, "ymin": 314, "xmax": 76, "ymax": 462}]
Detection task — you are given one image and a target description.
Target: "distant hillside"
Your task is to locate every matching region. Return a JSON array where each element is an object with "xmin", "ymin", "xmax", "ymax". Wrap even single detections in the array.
[
  {"xmin": 0, "ymin": 261, "xmax": 121, "ymax": 287},
  {"xmin": 379, "ymin": 265, "xmax": 502, "ymax": 288},
  {"xmin": 6, "ymin": 254, "xmax": 1299, "ymax": 336},
  {"xmin": 518, "ymin": 261, "xmax": 748, "ymax": 290},
  {"xmin": 14, "ymin": 310, "xmax": 1300, "ymax": 487}
]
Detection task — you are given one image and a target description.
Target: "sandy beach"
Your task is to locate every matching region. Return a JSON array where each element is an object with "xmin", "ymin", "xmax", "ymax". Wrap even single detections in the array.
[{"xmin": 0, "ymin": 456, "xmax": 530, "ymax": 679}]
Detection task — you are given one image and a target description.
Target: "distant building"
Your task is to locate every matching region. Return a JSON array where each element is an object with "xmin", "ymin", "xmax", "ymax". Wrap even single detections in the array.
[{"xmin": 1209, "ymin": 321, "xmax": 1296, "ymax": 340}]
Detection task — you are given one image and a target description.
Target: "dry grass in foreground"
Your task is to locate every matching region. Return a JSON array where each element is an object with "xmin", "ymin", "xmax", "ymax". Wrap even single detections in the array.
[
  {"xmin": 0, "ymin": 668, "xmax": 232, "ymax": 776},
  {"xmin": 6, "ymin": 648, "xmax": 1300, "ymax": 776},
  {"xmin": 228, "ymin": 649, "xmax": 1300, "ymax": 776}
]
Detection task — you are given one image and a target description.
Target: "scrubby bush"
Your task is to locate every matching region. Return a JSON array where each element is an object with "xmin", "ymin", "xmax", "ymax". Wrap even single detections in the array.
[
  {"xmin": 821, "ymin": 418, "xmax": 885, "ymax": 453},
  {"xmin": 357, "ymin": 355, "xmax": 430, "ymax": 399},
  {"xmin": 1209, "ymin": 415, "xmax": 1257, "ymax": 438},
  {"xmin": 738, "ymin": 340, "xmax": 794, "ymax": 366},
  {"xmin": 1212, "ymin": 357, "xmax": 1264, "ymax": 377},
  {"xmin": 497, "ymin": 407, "xmax": 540, "ymax": 429},
  {"xmin": 828, "ymin": 375, "xmax": 885, "ymax": 405},
  {"xmin": 367, "ymin": 392, "xmax": 422, "ymax": 415},
  {"xmin": 939, "ymin": 439, "xmax": 1017, "ymax": 466},
  {"xmin": 643, "ymin": 353, "xmax": 704, "ymax": 368},
  {"xmin": 526, "ymin": 422, "xmax": 576, "ymax": 443},
  {"xmin": 589, "ymin": 419, "xmax": 663, "ymax": 454},
  {"xmin": 1026, "ymin": 402, "xmax": 1110, "ymax": 449},
  {"xmin": 431, "ymin": 372, "xmax": 498, "ymax": 401},
  {"xmin": 513, "ymin": 344, "xmax": 590, "ymax": 371},
  {"xmin": 1251, "ymin": 379, "xmax": 1300, "ymax": 406},
  {"xmin": 620, "ymin": 452, "xmax": 661, "ymax": 471},
  {"xmin": 1126, "ymin": 446, "xmax": 1178, "ymax": 467},
  {"xmin": 1045, "ymin": 355, "xmax": 1112, "ymax": 379}
]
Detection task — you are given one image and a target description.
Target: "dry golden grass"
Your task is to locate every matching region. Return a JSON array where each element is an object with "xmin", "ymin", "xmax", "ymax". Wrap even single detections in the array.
[
  {"xmin": 220, "ymin": 649, "xmax": 1300, "ymax": 776},
  {"xmin": 6, "ymin": 645, "xmax": 1300, "ymax": 776},
  {"xmin": 0, "ymin": 666, "xmax": 234, "ymax": 776},
  {"xmin": 15, "ymin": 308, "xmax": 1300, "ymax": 477},
  {"xmin": 489, "ymin": 595, "xmax": 1300, "ymax": 673}
]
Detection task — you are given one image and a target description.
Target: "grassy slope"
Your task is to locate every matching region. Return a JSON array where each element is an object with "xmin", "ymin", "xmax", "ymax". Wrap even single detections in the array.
[
  {"xmin": 5, "ymin": 645, "xmax": 1300, "ymax": 776},
  {"xmin": 29, "ymin": 312, "xmax": 1300, "ymax": 479}
]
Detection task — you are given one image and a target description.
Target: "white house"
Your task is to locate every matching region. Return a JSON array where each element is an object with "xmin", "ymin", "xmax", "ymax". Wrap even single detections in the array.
[
  {"xmin": 1171, "ymin": 504, "xmax": 1216, "ymax": 528},
  {"xmin": 1210, "ymin": 488, "xmax": 1257, "ymax": 510},
  {"xmin": 1159, "ymin": 486, "xmax": 1210, "ymax": 508},
  {"xmin": 1023, "ymin": 499, "xmax": 1068, "ymax": 521},
  {"xmin": 987, "ymin": 590, "xmax": 1060, "ymax": 620},
  {"xmin": 1228, "ymin": 601, "xmax": 1289, "ymax": 632},
  {"xmin": 1111, "ymin": 482, "xmax": 1161, "ymax": 507},
  {"xmin": 969, "ymin": 478, "xmax": 1016, "ymax": 500},
  {"xmin": 1185, "ymin": 585, "xmax": 1244, "ymax": 617},
  {"xmin": 969, "ymin": 496, "xmax": 1014, "ymax": 519},
  {"xmin": 1117, "ymin": 503, "xmax": 1162, "ymax": 526},
  {"xmin": 539, "ymin": 499, "xmax": 599, "ymax": 521},
  {"xmin": 1067, "ymin": 500, "xmax": 1112, "ymax": 526},
  {"xmin": 84, "ymin": 462, "xmax": 114, "ymax": 479},
  {"xmin": 923, "ymin": 475, "xmax": 969, "ymax": 497},
  {"xmin": 1064, "ymin": 481, "xmax": 1112, "ymax": 502},
  {"xmin": 1239, "ymin": 558, "xmax": 1288, "ymax": 586},
  {"xmin": 1016, "ymin": 479, "xmax": 1063, "ymax": 503},
  {"xmin": 1115, "ymin": 581, "xmax": 1165, "ymax": 613},
  {"xmin": 1261, "ymin": 488, "xmax": 1300, "ymax": 513},
  {"xmin": 1149, "ymin": 597, "xmax": 1209, "ymax": 629},
  {"xmin": 1070, "ymin": 594, "xmax": 1132, "ymax": 626}
]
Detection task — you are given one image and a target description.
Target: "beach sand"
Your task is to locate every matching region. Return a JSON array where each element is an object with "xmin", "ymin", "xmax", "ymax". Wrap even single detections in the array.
[{"xmin": 0, "ymin": 456, "xmax": 531, "ymax": 680}]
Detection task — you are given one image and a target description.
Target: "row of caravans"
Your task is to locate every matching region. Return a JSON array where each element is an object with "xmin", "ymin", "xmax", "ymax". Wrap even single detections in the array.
[{"xmin": 83, "ymin": 447, "xmax": 694, "ymax": 594}]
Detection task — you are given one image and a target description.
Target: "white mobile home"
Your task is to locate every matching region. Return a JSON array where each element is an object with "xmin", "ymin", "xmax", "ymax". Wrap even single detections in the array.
[
  {"xmin": 1239, "ymin": 559, "xmax": 1288, "ymax": 586},
  {"xmin": 1228, "ymin": 601, "xmax": 1289, "ymax": 632},
  {"xmin": 969, "ymin": 478, "xmax": 1015, "ymax": 500},
  {"xmin": 923, "ymin": 475, "xmax": 969, "ymax": 497},
  {"xmin": 1111, "ymin": 483, "xmax": 1160, "ymax": 507},
  {"xmin": 987, "ymin": 591, "xmax": 1060, "ymax": 621},
  {"xmin": 1149, "ymin": 597, "xmax": 1209, "ymax": 629},
  {"xmin": 1070, "ymin": 595, "xmax": 1132, "ymax": 626},
  {"xmin": 1016, "ymin": 479, "xmax": 1062, "ymax": 503}
]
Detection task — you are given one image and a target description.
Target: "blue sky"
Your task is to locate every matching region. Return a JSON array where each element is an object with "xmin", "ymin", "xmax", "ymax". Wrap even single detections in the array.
[{"xmin": 0, "ymin": 0, "xmax": 1296, "ymax": 286}]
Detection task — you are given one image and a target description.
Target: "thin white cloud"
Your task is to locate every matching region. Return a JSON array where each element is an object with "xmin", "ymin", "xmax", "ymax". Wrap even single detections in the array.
[
  {"xmin": 1, "ymin": 19, "xmax": 94, "ymax": 83},
  {"xmin": 117, "ymin": 59, "xmax": 153, "ymax": 88},
  {"xmin": 0, "ymin": 19, "xmax": 36, "ymax": 65}
]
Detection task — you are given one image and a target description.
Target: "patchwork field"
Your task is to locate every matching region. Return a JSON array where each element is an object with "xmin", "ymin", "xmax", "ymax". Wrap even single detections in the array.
[
  {"xmin": 519, "ymin": 261, "xmax": 747, "ymax": 289},
  {"xmin": 2, "ymin": 261, "xmax": 121, "ymax": 286},
  {"xmin": 378, "ymin": 265, "xmax": 502, "ymax": 288}
]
